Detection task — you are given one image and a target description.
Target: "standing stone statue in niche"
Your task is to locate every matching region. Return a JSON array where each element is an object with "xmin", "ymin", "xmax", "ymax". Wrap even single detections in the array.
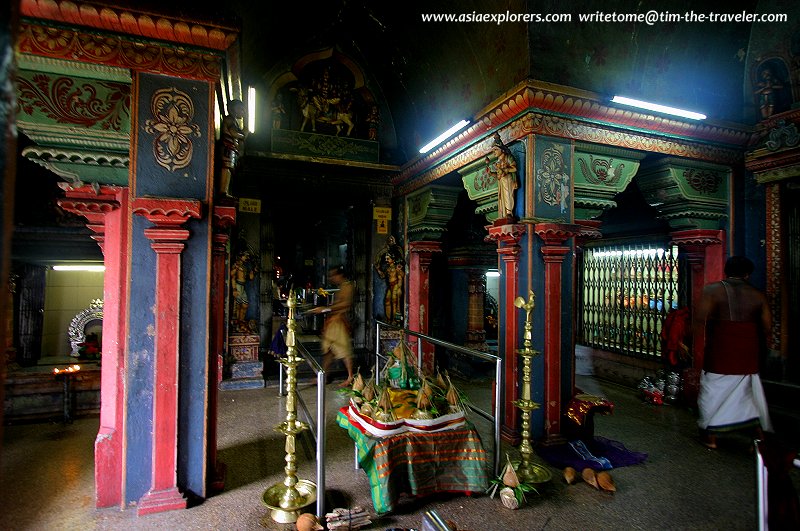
[
  {"xmin": 230, "ymin": 250, "xmax": 258, "ymax": 333},
  {"xmin": 374, "ymin": 235, "xmax": 405, "ymax": 324},
  {"xmin": 271, "ymin": 93, "xmax": 286, "ymax": 130},
  {"xmin": 218, "ymin": 99, "xmax": 248, "ymax": 197},
  {"xmin": 485, "ymin": 132, "xmax": 518, "ymax": 223},
  {"xmin": 755, "ymin": 67, "xmax": 784, "ymax": 119},
  {"xmin": 366, "ymin": 105, "xmax": 380, "ymax": 141}
]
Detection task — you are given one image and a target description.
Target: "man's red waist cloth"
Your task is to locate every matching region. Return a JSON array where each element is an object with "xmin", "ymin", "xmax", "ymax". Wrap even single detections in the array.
[{"xmin": 704, "ymin": 320, "xmax": 760, "ymax": 374}]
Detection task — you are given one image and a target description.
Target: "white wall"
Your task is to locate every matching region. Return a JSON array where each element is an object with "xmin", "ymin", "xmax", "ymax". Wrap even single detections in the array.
[{"xmin": 42, "ymin": 270, "xmax": 104, "ymax": 356}]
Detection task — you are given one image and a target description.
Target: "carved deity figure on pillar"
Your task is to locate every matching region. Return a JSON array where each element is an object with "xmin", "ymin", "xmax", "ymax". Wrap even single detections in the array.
[
  {"xmin": 218, "ymin": 99, "xmax": 248, "ymax": 198},
  {"xmin": 230, "ymin": 250, "xmax": 258, "ymax": 333},
  {"xmin": 374, "ymin": 235, "xmax": 405, "ymax": 324},
  {"xmin": 271, "ymin": 93, "xmax": 286, "ymax": 130},
  {"xmin": 755, "ymin": 67, "xmax": 783, "ymax": 119},
  {"xmin": 366, "ymin": 105, "xmax": 380, "ymax": 141},
  {"xmin": 485, "ymin": 132, "xmax": 518, "ymax": 224}
]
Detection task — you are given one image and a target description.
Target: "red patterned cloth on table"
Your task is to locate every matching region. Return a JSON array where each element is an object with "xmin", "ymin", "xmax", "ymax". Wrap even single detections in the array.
[{"xmin": 336, "ymin": 407, "xmax": 488, "ymax": 514}]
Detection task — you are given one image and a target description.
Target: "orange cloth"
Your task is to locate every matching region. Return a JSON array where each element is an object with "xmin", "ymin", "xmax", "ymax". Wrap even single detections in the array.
[{"xmin": 661, "ymin": 307, "xmax": 690, "ymax": 367}]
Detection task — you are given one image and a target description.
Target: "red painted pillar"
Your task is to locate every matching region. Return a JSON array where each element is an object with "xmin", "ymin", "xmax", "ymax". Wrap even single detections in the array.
[
  {"xmin": 486, "ymin": 223, "xmax": 525, "ymax": 444},
  {"xmin": 133, "ymin": 198, "xmax": 201, "ymax": 516},
  {"xmin": 407, "ymin": 241, "xmax": 441, "ymax": 372},
  {"xmin": 58, "ymin": 184, "xmax": 129, "ymax": 508},
  {"xmin": 535, "ymin": 223, "xmax": 579, "ymax": 441},
  {"xmin": 671, "ymin": 229, "xmax": 725, "ymax": 372},
  {"xmin": 208, "ymin": 206, "xmax": 236, "ymax": 493}
]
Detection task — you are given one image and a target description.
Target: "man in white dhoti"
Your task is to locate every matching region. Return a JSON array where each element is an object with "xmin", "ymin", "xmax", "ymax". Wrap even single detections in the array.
[
  {"xmin": 310, "ymin": 266, "xmax": 355, "ymax": 387},
  {"xmin": 696, "ymin": 256, "xmax": 773, "ymax": 449}
]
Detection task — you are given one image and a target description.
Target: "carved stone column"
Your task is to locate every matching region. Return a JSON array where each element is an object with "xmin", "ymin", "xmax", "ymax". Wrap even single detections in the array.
[
  {"xmin": 407, "ymin": 240, "xmax": 442, "ymax": 372},
  {"xmin": 486, "ymin": 223, "xmax": 525, "ymax": 444},
  {"xmin": 465, "ymin": 269, "xmax": 489, "ymax": 350},
  {"xmin": 132, "ymin": 198, "xmax": 201, "ymax": 516},
  {"xmin": 208, "ymin": 205, "xmax": 236, "ymax": 493},
  {"xmin": 535, "ymin": 222, "xmax": 580, "ymax": 442},
  {"xmin": 58, "ymin": 183, "xmax": 128, "ymax": 508}
]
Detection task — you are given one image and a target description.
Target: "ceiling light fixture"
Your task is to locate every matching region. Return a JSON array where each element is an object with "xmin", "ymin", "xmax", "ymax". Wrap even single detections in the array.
[
  {"xmin": 247, "ymin": 86, "xmax": 256, "ymax": 133},
  {"xmin": 52, "ymin": 265, "xmax": 106, "ymax": 272},
  {"xmin": 611, "ymin": 95, "xmax": 706, "ymax": 120},
  {"xmin": 419, "ymin": 119, "xmax": 470, "ymax": 154}
]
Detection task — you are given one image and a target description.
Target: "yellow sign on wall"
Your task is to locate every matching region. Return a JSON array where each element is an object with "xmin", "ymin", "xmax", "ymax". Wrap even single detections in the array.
[
  {"xmin": 373, "ymin": 206, "xmax": 391, "ymax": 220},
  {"xmin": 376, "ymin": 218, "xmax": 389, "ymax": 234},
  {"xmin": 239, "ymin": 198, "xmax": 261, "ymax": 213}
]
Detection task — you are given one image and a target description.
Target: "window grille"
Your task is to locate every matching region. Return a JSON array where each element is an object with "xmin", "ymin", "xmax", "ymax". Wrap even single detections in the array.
[{"xmin": 578, "ymin": 243, "xmax": 680, "ymax": 358}]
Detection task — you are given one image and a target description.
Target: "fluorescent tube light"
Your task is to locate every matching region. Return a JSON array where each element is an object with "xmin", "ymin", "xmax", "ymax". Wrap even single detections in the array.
[
  {"xmin": 485, "ymin": 270, "xmax": 500, "ymax": 278},
  {"xmin": 247, "ymin": 86, "xmax": 256, "ymax": 133},
  {"xmin": 53, "ymin": 265, "xmax": 106, "ymax": 272},
  {"xmin": 611, "ymin": 96, "xmax": 706, "ymax": 120},
  {"xmin": 419, "ymin": 119, "xmax": 470, "ymax": 154}
]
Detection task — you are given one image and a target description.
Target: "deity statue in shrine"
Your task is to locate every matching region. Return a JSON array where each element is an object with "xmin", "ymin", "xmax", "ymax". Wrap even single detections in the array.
[
  {"xmin": 485, "ymin": 132, "xmax": 518, "ymax": 223},
  {"xmin": 291, "ymin": 67, "xmax": 356, "ymax": 136},
  {"xmin": 230, "ymin": 250, "xmax": 258, "ymax": 333},
  {"xmin": 271, "ymin": 92, "xmax": 286, "ymax": 130},
  {"xmin": 366, "ymin": 105, "xmax": 380, "ymax": 140},
  {"xmin": 755, "ymin": 66, "xmax": 783, "ymax": 119},
  {"xmin": 218, "ymin": 99, "xmax": 248, "ymax": 197},
  {"xmin": 374, "ymin": 235, "xmax": 405, "ymax": 324}
]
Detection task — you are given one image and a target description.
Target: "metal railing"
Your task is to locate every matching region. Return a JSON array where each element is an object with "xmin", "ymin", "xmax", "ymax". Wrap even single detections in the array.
[
  {"xmin": 374, "ymin": 320, "xmax": 503, "ymax": 477},
  {"xmin": 277, "ymin": 336, "xmax": 326, "ymax": 519},
  {"xmin": 578, "ymin": 243, "xmax": 680, "ymax": 358}
]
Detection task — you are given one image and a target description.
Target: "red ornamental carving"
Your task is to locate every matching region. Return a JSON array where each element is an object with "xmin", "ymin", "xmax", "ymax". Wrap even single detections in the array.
[
  {"xmin": 18, "ymin": 22, "xmax": 222, "ymax": 81},
  {"xmin": 396, "ymin": 82, "xmax": 748, "ymax": 195},
  {"xmin": 20, "ymin": 0, "xmax": 238, "ymax": 51},
  {"xmin": 17, "ymin": 74, "xmax": 130, "ymax": 131}
]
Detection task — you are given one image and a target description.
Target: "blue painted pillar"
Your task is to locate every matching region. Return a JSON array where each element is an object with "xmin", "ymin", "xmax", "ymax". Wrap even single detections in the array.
[{"xmin": 125, "ymin": 72, "xmax": 215, "ymax": 510}]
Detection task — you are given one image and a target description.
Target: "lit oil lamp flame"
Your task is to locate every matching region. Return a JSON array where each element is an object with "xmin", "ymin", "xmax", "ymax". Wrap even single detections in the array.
[{"xmin": 53, "ymin": 364, "xmax": 81, "ymax": 375}]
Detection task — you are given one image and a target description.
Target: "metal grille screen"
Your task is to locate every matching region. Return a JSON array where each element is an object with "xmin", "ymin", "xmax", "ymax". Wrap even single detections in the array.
[{"xmin": 578, "ymin": 244, "xmax": 680, "ymax": 358}]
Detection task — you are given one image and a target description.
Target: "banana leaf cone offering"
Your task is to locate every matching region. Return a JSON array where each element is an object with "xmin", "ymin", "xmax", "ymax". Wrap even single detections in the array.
[
  {"xmin": 435, "ymin": 369, "xmax": 447, "ymax": 391},
  {"xmin": 374, "ymin": 386, "xmax": 395, "ymax": 422},
  {"xmin": 352, "ymin": 372, "xmax": 365, "ymax": 393},
  {"xmin": 502, "ymin": 454, "xmax": 520, "ymax": 488},
  {"xmin": 350, "ymin": 372, "xmax": 365, "ymax": 403},
  {"xmin": 361, "ymin": 379, "xmax": 376, "ymax": 402},
  {"xmin": 412, "ymin": 379, "xmax": 434, "ymax": 419},
  {"xmin": 445, "ymin": 374, "xmax": 463, "ymax": 413}
]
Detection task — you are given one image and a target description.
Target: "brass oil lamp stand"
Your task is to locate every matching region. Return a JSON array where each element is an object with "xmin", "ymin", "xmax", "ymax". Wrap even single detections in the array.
[
  {"xmin": 513, "ymin": 290, "xmax": 545, "ymax": 484},
  {"xmin": 262, "ymin": 291, "xmax": 316, "ymax": 523}
]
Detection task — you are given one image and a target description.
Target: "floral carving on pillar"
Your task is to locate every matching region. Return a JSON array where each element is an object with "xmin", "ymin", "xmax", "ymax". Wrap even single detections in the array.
[{"xmin": 144, "ymin": 87, "xmax": 202, "ymax": 171}]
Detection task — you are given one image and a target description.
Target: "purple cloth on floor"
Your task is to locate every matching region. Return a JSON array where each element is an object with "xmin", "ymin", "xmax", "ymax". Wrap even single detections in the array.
[{"xmin": 537, "ymin": 436, "xmax": 648, "ymax": 471}]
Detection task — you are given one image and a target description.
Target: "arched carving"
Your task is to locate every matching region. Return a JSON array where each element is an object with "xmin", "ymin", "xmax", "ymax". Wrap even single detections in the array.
[{"xmin": 68, "ymin": 298, "xmax": 103, "ymax": 356}]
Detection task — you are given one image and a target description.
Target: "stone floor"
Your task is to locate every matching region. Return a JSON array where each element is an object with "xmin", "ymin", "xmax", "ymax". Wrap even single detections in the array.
[{"xmin": 1, "ymin": 373, "xmax": 798, "ymax": 531}]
